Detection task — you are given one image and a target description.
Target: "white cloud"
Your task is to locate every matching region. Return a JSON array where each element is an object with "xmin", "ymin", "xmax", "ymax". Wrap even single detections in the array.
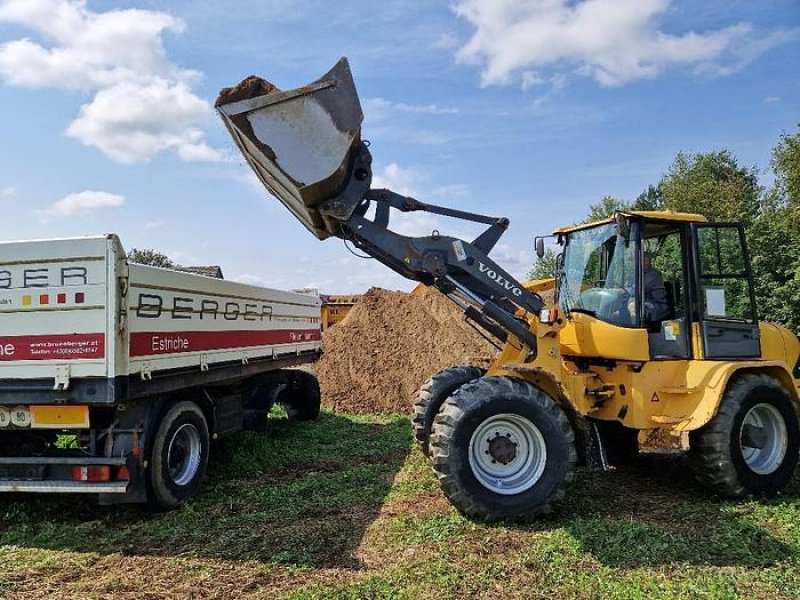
[
  {"xmin": 364, "ymin": 98, "xmax": 458, "ymax": 146},
  {"xmin": 452, "ymin": 0, "xmax": 799, "ymax": 88},
  {"xmin": 490, "ymin": 243, "xmax": 533, "ymax": 281},
  {"xmin": 365, "ymin": 97, "xmax": 459, "ymax": 116},
  {"xmin": 368, "ymin": 164, "xmax": 477, "ymax": 238},
  {"xmin": 432, "ymin": 32, "xmax": 460, "ymax": 52},
  {"xmin": 0, "ymin": 0, "xmax": 223, "ymax": 163},
  {"xmin": 372, "ymin": 163, "xmax": 424, "ymax": 197},
  {"xmin": 144, "ymin": 219, "xmax": 165, "ymax": 230},
  {"xmin": 371, "ymin": 163, "xmax": 439, "ymax": 236},
  {"xmin": 36, "ymin": 190, "xmax": 124, "ymax": 222},
  {"xmin": 1, "ymin": 186, "xmax": 16, "ymax": 197},
  {"xmin": 65, "ymin": 80, "xmax": 220, "ymax": 163}
]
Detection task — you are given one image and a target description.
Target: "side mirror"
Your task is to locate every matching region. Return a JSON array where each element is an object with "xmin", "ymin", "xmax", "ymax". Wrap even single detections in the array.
[
  {"xmin": 615, "ymin": 213, "xmax": 630, "ymax": 240},
  {"xmin": 535, "ymin": 237, "xmax": 545, "ymax": 259}
]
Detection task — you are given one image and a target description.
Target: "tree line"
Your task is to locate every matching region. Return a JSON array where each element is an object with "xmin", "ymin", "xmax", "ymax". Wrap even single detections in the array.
[{"xmin": 529, "ymin": 126, "xmax": 800, "ymax": 333}]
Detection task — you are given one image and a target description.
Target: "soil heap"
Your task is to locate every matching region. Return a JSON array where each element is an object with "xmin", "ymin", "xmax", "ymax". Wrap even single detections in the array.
[
  {"xmin": 316, "ymin": 287, "xmax": 496, "ymax": 414},
  {"xmin": 215, "ymin": 76, "xmax": 276, "ymax": 107}
]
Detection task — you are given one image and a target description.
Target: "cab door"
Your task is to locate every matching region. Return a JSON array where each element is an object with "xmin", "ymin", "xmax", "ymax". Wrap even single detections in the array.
[{"xmin": 690, "ymin": 224, "xmax": 760, "ymax": 359}]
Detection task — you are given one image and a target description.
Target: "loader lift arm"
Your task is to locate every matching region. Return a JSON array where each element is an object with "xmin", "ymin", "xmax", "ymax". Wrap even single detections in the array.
[
  {"xmin": 320, "ymin": 143, "xmax": 543, "ymax": 350},
  {"xmin": 216, "ymin": 57, "xmax": 542, "ymax": 350}
]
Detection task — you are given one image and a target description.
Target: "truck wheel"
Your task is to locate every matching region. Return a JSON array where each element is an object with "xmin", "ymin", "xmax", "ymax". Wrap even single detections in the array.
[
  {"xmin": 689, "ymin": 374, "xmax": 800, "ymax": 497},
  {"xmin": 278, "ymin": 370, "xmax": 321, "ymax": 421},
  {"xmin": 148, "ymin": 401, "xmax": 210, "ymax": 510},
  {"xmin": 412, "ymin": 366, "xmax": 485, "ymax": 457},
  {"xmin": 430, "ymin": 377, "xmax": 576, "ymax": 521}
]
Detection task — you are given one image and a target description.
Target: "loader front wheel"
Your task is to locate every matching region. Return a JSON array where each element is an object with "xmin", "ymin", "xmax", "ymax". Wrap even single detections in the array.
[
  {"xmin": 430, "ymin": 377, "xmax": 576, "ymax": 521},
  {"xmin": 689, "ymin": 374, "xmax": 800, "ymax": 497},
  {"xmin": 412, "ymin": 365, "xmax": 486, "ymax": 457}
]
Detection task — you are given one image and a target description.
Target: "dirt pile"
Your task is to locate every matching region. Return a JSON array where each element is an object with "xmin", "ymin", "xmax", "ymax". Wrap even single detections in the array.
[
  {"xmin": 215, "ymin": 76, "xmax": 277, "ymax": 107},
  {"xmin": 316, "ymin": 287, "xmax": 496, "ymax": 414}
]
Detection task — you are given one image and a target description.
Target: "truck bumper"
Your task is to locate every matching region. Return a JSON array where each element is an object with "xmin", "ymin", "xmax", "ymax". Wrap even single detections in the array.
[{"xmin": 0, "ymin": 456, "xmax": 132, "ymax": 494}]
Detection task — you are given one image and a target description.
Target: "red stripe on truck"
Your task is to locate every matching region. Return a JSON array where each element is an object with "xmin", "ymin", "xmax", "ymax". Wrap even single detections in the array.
[
  {"xmin": 129, "ymin": 329, "xmax": 321, "ymax": 356},
  {"xmin": 0, "ymin": 333, "xmax": 105, "ymax": 361}
]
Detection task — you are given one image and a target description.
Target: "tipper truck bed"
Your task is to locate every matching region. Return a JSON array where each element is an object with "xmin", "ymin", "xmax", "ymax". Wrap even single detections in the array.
[{"xmin": 0, "ymin": 234, "xmax": 322, "ymax": 508}]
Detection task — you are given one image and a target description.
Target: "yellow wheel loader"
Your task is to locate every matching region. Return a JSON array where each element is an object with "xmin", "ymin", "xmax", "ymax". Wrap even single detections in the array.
[{"xmin": 217, "ymin": 58, "xmax": 800, "ymax": 521}]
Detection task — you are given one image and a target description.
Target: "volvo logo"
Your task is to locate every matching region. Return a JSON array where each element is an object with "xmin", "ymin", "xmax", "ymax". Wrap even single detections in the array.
[{"xmin": 478, "ymin": 262, "xmax": 523, "ymax": 297}]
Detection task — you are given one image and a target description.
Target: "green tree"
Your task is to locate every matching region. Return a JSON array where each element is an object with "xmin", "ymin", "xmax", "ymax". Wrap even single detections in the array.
[
  {"xmin": 127, "ymin": 248, "xmax": 176, "ymax": 268},
  {"xmin": 528, "ymin": 248, "xmax": 557, "ymax": 280},
  {"xmin": 658, "ymin": 150, "xmax": 761, "ymax": 224},
  {"xmin": 750, "ymin": 126, "xmax": 800, "ymax": 332},
  {"xmin": 631, "ymin": 184, "xmax": 663, "ymax": 211},
  {"xmin": 584, "ymin": 195, "xmax": 628, "ymax": 223},
  {"xmin": 770, "ymin": 125, "xmax": 800, "ymax": 214}
]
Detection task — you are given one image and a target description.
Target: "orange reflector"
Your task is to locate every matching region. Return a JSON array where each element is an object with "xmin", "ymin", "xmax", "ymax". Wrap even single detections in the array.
[
  {"xmin": 72, "ymin": 465, "xmax": 111, "ymax": 482},
  {"xmin": 540, "ymin": 308, "xmax": 559, "ymax": 324},
  {"xmin": 30, "ymin": 405, "xmax": 89, "ymax": 429}
]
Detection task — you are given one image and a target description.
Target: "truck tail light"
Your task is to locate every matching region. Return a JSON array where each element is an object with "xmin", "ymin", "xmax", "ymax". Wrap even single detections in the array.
[
  {"xmin": 72, "ymin": 465, "xmax": 111, "ymax": 482},
  {"xmin": 115, "ymin": 466, "xmax": 130, "ymax": 481}
]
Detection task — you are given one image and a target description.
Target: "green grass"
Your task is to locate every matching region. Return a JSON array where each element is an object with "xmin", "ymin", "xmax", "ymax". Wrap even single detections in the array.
[{"xmin": 1, "ymin": 411, "xmax": 800, "ymax": 598}]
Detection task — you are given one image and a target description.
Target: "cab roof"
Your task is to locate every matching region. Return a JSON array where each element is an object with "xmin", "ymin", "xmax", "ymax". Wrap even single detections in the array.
[{"xmin": 552, "ymin": 210, "xmax": 709, "ymax": 235}]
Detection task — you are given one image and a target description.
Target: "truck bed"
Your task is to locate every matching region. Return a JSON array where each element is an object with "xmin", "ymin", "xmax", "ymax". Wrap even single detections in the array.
[
  {"xmin": 0, "ymin": 234, "xmax": 321, "ymax": 405},
  {"xmin": 0, "ymin": 234, "xmax": 322, "ymax": 503}
]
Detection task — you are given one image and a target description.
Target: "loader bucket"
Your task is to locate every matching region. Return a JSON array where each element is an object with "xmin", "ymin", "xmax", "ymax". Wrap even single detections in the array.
[{"xmin": 216, "ymin": 58, "xmax": 364, "ymax": 240}]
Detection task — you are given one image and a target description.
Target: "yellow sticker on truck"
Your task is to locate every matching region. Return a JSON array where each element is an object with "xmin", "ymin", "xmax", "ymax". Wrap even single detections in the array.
[{"xmin": 29, "ymin": 405, "xmax": 90, "ymax": 429}]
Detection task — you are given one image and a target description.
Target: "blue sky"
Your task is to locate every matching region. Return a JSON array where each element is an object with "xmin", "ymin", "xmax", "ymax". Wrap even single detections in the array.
[{"xmin": 0, "ymin": 0, "xmax": 798, "ymax": 293}]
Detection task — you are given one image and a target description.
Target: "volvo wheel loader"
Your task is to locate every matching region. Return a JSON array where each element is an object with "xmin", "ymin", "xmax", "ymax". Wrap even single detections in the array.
[{"xmin": 216, "ymin": 58, "xmax": 800, "ymax": 521}]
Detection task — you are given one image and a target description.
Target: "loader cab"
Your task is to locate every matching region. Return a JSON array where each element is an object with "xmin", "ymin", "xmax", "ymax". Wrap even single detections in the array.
[{"xmin": 555, "ymin": 212, "xmax": 761, "ymax": 361}]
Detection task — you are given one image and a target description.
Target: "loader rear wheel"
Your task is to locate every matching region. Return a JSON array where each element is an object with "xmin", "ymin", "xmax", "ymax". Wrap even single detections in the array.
[
  {"xmin": 689, "ymin": 374, "xmax": 800, "ymax": 497},
  {"xmin": 148, "ymin": 401, "xmax": 210, "ymax": 510},
  {"xmin": 278, "ymin": 370, "xmax": 321, "ymax": 421},
  {"xmin": 412, "ymin": 366, "xmax": 486, "ymax": 457},
  {"xmin": 430, "ymin": 377, "xmax": 576, "ymax": 521}
]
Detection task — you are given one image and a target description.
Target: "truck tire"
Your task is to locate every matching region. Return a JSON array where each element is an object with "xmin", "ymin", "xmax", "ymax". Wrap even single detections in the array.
[
  {"xmin": 148, "ymin": 401, "xmax": 210, "ymax": 510},
  {"xmin": 278, "ymin": 370, "xmax": 321, "ymax": 421},
  {"xmin": 412, "ymin": 366, "xmax": 485, "ymax": 457},
  {"xmin": 689, "ymin": 374, "xmax": 800, "ymax": 497},
  {"xmin": 430, "ymin": 377, "xmax": 576, "ymax": 521}
]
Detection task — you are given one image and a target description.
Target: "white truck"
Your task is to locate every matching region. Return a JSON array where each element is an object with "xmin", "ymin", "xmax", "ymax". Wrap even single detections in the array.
[{"xmin": 0, "ymin": 234, "xmax": 322, "ymax": 508}]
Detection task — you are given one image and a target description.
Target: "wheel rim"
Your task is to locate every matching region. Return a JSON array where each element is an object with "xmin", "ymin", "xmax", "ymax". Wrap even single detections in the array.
[
  {"xmin": 739, "ymin": 403, "xmax": 788, "ymax": 475},
  {"xmin": 167, "ymin": 423, "xmax": 202, "ymax": 486},
  {"xmin": 468, "ymin": 413, "xmax": 547, "ymax": 495}
]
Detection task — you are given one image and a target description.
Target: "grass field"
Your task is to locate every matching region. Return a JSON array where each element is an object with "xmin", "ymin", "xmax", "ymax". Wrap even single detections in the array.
[{"xmin": 1, "ymin": 411, "xmax": 799, "ymax": 599}]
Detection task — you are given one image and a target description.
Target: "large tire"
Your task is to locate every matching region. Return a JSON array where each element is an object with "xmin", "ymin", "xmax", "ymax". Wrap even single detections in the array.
[
  {"xmin": 689, "ymin": 374, "xmax": 800, "ymax": 497},
  {"xmin": 148, "ymin": 401, "xmax": 210, "ymax": 510},
  {"xmin": 430, "ymin": 376, "xmax": 576, "ymax": 521},
  {"xmin": 278, "ymin": 370, "xmax": 321, "ymax": 421},
  {"xmin": 412, "ymin": 366, "xmax": 485, "ymax": 457}
]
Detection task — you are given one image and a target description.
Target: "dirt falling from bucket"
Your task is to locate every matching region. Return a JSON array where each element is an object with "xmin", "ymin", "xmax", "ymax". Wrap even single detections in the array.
[
  {"xmin": 316, "ymin": 288, "xmax": 496, "ymax": 415},
  {"xmin": 215, "ymin": 76, "xmax": 277, "ymax": 107}
]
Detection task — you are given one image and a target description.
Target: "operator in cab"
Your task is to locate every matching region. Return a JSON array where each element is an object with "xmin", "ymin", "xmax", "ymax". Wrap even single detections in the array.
[{"xmin": 642, "ymin": 252, "xmax": 670, "ymax": 324}]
